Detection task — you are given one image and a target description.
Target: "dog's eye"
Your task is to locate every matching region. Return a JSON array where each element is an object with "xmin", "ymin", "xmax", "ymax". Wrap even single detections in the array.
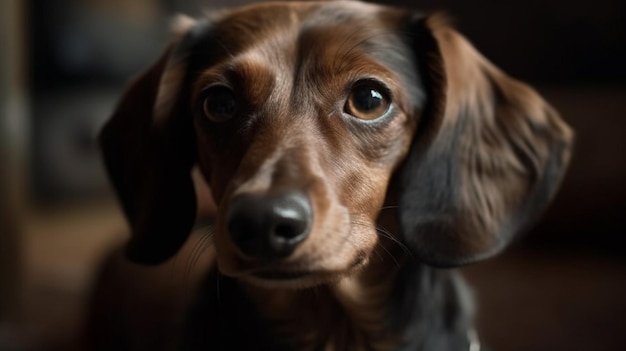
[
  {"xmin": 344, "ymin": 82, "xmax": 390, "ymax": 120},
  {"xmin": 202, "ymin": 86, "xmax": 237, "ymax": 122}
]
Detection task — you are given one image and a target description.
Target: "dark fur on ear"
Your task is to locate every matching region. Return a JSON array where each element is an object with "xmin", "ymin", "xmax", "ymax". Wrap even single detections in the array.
[
  {"xmin": 99, "ymin": 16, "xmax": 207, "ymax": 265},
  {"xmin": 399, "ymin": 14, "xmax": 574, "ymax": 267}
]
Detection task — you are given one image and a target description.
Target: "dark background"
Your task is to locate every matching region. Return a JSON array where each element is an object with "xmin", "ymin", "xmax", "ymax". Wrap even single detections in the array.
[{"xmin": 1, "ymin": 0, "xmax": 625, "ymax": 350}]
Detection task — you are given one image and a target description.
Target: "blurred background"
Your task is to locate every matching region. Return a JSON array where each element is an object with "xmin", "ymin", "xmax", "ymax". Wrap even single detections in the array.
[{"xmin": 1, "ymin": 0, "xmax": 625, "ymax": 350}]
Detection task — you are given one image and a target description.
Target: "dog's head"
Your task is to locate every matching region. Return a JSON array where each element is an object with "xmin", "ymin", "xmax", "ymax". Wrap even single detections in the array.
[{"xmin": 100, "ymin": 1, "xmax": 573, "ymax": 288}]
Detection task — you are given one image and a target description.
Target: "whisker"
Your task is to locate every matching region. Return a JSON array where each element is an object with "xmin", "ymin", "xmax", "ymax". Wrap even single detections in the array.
[
  {"xmin": 375, "ymin": 241, "xmax": 401, "ymax": 268},
  {"xmin": 378, "ymin": 205, "xmax": 399, "ymax": 211},
  {"xmin": 214, "ymin": 38, "xmax": 235, "ymax": 59},
  {"xmin": 351, "ymin": 219, "xmax": 413, "ymax": 258},
  {"xmin": 351, "ymin": 221, "xmax": 402, "ymax": 266},
  {"xmin": 371, "ymin": 246, "xmax": 386, "ymax": 263},
  {"xmin": 183, "ymin": 228, "xmax": 215, "ymax": 288},
  {"xmin": 184, "ymin": 237, "xmax": 204, "ymax": 285},
  {"xmin": 375, "ymin": 226, "xmax": 412, "ymax": 257}
]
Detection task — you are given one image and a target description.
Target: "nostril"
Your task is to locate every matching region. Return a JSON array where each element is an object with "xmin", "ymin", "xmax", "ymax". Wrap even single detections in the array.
[
  {"xmin": 227, "ymin": 194, "xmax": 268, "ymax": 256},
  {"xmin": 267, "ymin": 193, "xmax": 311, "ymax": 255},
  {"xmin": 270, "ymin": 216, "xmax": 308, "ymax": 245},
  {"xmin": 227, "ymin": 212, "xmax": 258, "ymax": 256},
  {"xmin": 274, "ymin": 222, "xmax": 301, "ymax": 239},
  {"xmin": 271, "ymin": 206, "xmax": 309, "ymax": 239}
]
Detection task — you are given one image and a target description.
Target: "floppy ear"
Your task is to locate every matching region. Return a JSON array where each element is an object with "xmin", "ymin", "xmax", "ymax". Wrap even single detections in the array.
[
  {"xmin": 99, "ymin": 15, "xmax": 202, "ymax": 265},
  {"xmin": 398, "ymin": 15, "xmax": 574, "ymax": 267}
]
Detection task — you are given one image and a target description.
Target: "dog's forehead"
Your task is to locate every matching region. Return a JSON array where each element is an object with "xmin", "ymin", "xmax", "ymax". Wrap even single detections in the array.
[
  {"xmin": 192, "ymin": 1, "xmax": 420, "ymax": 108},
  {"xmin": 216, "ymin": 1, "xmax": 402, "ymax": 35},
  {"xmin": 210, "ymin": 1, "xmax": 409, "ymax": 59}
]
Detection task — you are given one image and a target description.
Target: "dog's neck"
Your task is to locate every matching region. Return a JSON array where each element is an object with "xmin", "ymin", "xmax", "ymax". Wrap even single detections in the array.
[
  {"xmin": 186, "ymin": 244, "xmax": 473, "ymax": 351},
  {"xmin": 242, "ymin": 244, "xmax": 404, "ymax": 351},
  {"xmin": 184, "ymin": 210, "xmax": 474, "ymax": 351},
  {"xmin": 236, "ymin": 238, "xmax": 473, "ymax": 351}
]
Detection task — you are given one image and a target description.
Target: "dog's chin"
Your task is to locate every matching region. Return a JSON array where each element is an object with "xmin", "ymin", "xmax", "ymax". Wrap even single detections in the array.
[
  {"xmin": 225, "ymin": 255, "xmax": 369, "ymax": 290},
  {"xmin": 241, "ymin": 271, "xmax": 342, "ymax": 289}
]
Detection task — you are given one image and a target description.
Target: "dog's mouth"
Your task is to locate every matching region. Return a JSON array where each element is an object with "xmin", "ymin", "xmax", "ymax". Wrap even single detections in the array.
[
  {"xmin": 239, "ymin": 254, "xmax": 368, "ymax": 288},
  {"xmin": 253, "ymin": 269, "xmax": 313, "ymax": 281}
]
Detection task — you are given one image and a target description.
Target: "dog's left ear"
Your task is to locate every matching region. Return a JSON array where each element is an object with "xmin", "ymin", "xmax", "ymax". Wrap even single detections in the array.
[
  {"xmin": 99, "ymin": 15, "xmax": 204, "ymax": 265},
  {"xmin": 398, "ymin": 15, "xmax": 574, "ymax": 267}
]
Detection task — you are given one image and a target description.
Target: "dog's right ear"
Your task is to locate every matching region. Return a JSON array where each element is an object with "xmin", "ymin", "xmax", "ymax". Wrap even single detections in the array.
[
  {"xmin": 99, "ymin": 15, "xmax": 207, "ymax": 265},
  {"xmin": 397, "ymin": 14, "xmax": 573, "ymax": 267}
]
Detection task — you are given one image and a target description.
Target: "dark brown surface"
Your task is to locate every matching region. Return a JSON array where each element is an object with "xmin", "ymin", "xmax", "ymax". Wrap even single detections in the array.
[
  {"xmin": 528, "ymin": 87, "xmax": 626, "ymax": 254},
  {"xmin": 464, "ymin": 249, "xmax": 626, "ymax": 351}
]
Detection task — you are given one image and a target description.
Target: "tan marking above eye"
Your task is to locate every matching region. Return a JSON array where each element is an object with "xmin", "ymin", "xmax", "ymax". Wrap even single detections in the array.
[{"xmin": 344, "ymin": 81, "xmax": 391, "ymax": 120}]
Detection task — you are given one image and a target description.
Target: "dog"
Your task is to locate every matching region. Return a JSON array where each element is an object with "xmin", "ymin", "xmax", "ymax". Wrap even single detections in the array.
[{"xmin": 97, "ymin": 1, "xmax": 574, "ymax": 350}]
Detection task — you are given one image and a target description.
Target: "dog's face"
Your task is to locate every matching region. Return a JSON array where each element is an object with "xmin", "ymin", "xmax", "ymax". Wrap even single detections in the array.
[
  {"xmin": 100, "ymin": 1, "xmax": 573, "ymax": 288},
  {"xmin": 191, "ymin": 2, "xmax": 421, "ymax": 287}
]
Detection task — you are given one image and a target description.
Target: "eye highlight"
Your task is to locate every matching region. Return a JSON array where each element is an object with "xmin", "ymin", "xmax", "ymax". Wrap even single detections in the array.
[
  {"xmin": 344, "ymin": 81, "xmax": 391, "ymax": 120},
  {"xmin": 202, "ymin": 85, "xmax": 237, "ymax": 122}
]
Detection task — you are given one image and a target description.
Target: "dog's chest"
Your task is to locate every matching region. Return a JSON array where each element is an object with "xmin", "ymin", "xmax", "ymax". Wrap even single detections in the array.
[
  {"xmin": 246, "ymin": 281, "xmax": 399, "ymax": 351},
  {"xmin": 267, "ymin": 307, "xmax": 397, "ymax": 351}
]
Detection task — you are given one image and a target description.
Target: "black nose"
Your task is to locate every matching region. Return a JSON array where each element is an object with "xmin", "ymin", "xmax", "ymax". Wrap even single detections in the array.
[{"xmin": 227, "ymin": 192, "xmax": 312, "ymax": 258}]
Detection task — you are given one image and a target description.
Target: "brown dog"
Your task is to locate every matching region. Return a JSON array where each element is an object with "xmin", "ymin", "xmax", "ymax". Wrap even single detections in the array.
[{"xmin": 96, "ymin": 1, "xmax": 573, "ymax": 350}]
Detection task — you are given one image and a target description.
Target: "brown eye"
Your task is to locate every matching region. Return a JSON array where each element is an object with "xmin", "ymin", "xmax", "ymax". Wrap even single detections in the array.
[
  {"xmin": 344, "ymin": 82, "xmax": 390, "ymax": 120},
  {"xmin": 202, "ymin": 86, "xmax": 237, "ymax": 122}
]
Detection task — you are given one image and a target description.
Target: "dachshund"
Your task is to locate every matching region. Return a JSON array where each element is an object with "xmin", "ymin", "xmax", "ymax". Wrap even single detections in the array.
[{"xmin": 97, "ymin": 1, "xmax": 574, "ymax": 350}]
